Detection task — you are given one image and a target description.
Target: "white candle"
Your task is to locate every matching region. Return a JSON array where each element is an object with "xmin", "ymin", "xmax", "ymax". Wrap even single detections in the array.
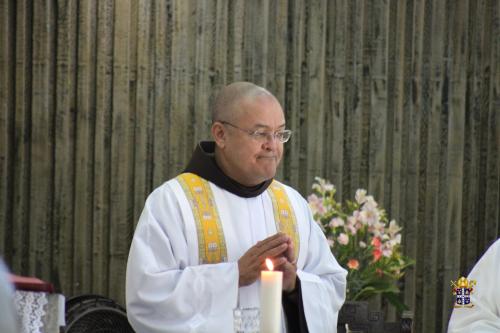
[{"xmin": 260, "ymin": 258, "xmax": 283, "ymax": 333}]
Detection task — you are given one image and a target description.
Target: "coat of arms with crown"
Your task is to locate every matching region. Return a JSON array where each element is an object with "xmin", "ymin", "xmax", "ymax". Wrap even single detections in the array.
[{"xmin": 451, "ymin": 276, "xmax": 476, "ymax": 308}]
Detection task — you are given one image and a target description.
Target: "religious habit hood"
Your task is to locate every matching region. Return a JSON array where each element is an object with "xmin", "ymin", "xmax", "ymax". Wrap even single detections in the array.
[{"xmin": 184, "ymin": 141, "xmax": 273, "ymax": 198}]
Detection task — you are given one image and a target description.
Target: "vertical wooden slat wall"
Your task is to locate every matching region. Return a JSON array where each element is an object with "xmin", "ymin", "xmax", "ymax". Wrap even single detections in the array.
[{"xmin": 0, "ymin": 0, "xmax": 498, "ymax": 331}]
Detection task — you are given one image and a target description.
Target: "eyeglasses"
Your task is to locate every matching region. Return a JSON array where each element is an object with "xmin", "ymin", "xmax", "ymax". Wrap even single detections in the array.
[{"xmin": 218, "ymin": 121, "xmax": 292, "ymax": 143}]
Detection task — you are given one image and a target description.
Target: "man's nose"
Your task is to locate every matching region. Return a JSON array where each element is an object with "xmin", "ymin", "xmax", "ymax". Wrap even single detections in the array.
[{"xmin": 263, "ymin": 134, "xmax": 279, "ymax": 150}]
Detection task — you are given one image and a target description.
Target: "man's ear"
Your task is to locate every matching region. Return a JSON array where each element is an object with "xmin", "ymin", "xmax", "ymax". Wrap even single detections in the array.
[{"xmin": 211, "ymin": 122, "xmax": 226, "ymax": 148}]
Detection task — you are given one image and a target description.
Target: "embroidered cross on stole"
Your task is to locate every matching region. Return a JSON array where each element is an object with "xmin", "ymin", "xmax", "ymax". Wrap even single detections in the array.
[{"xmin": 177, "ymin": 173, "xmax": 300, "ymax": 264}]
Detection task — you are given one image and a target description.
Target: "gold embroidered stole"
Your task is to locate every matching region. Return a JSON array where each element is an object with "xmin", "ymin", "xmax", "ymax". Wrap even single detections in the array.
[
  {"xmin": 177, "ymin": 173, "xmax": 228, "ymax": 264},
  {"xmin": 177, "ymin": 173, "xmax": 299, "ymax": 264},
  {"xmin": 267, "ymin": 180, "xmax": 300, "ymax": 260}
]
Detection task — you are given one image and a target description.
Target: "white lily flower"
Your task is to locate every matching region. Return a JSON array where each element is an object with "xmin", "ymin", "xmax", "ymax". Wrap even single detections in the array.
[
  {"xmin": 355, "ymin": 189, "xmax": 367, "ymax": 204},
  {"xmin": 337, "ymin": 233, "xmax": 349, "ymax": 245},
  {"xmin": 329, "ymin": 217, "xmax": 344, "ymax": 228},
  {"xmin": 388, "ymin": 220, "xmax": 401, "ymax": 236}
]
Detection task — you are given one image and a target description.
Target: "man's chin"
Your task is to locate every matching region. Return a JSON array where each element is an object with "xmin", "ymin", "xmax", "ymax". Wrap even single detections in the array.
[{"xmin": 259, "ymin": 169, "xmax": 277, "ymax": 181}]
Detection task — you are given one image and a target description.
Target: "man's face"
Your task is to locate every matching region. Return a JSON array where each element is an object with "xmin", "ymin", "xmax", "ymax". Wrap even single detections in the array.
[{"xmin": 218, "ymin": 95, "xmax": 286, "ymax": 186}]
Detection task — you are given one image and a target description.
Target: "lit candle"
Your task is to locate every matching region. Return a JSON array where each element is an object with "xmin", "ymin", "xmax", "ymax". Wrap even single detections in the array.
[{"xmin": 260, "ymin": 258, "xmax": 283, "ymax": 333}]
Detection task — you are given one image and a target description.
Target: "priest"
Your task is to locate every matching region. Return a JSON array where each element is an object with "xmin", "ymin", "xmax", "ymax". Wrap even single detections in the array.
[
  {"xmin": 126, "ymin": 82, "xmax": 347, "ymax": 332},
  {"xmin": 448, "ymin": 238, "xmax": 500, "ymax": 332}
]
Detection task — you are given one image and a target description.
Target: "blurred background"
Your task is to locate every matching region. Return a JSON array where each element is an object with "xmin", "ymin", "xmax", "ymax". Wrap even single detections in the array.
[{"xmin": 0, "ymin": 0, "xmax": 498, "ymax": 331}]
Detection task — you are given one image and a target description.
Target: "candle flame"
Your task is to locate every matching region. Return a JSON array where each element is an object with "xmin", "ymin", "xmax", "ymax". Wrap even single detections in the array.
[{"xmin": 265, "ymin": 258, "xmax": 274, "ymax": 271}]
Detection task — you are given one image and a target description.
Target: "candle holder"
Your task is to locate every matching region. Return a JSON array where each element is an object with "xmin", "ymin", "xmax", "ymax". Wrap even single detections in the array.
[{"xmin": 233, "ymin": 307, "xmax": 260, "ymax": 333}]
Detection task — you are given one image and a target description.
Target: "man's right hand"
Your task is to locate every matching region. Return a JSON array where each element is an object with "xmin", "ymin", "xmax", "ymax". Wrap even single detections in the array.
[{"xmin": 238, "ymin": 233, "xmax": 290, "ymax": 287}]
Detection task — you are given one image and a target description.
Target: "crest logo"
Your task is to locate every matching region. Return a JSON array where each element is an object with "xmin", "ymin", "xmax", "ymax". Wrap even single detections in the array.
[{"xmin": 451, "ymin": 276, "xmax": 476, "ymax": 308}]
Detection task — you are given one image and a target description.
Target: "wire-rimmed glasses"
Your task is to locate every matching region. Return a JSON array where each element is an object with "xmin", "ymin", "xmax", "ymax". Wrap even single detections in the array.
[{"xmin": 219, "ymin": 121, "xmax": 292, "ymax": 143}]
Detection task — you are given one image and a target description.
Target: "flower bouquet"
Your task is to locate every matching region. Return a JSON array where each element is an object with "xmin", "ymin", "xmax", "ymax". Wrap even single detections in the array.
[{"xmin": 308, "ymin": 177, "xmax": 413, "ymax": 312}]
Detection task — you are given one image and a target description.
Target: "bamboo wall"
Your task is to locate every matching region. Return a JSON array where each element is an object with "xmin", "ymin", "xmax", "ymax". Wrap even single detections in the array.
[{"xmin": 0, "ymin": 0, "xmax": 499, "ymax": 331}]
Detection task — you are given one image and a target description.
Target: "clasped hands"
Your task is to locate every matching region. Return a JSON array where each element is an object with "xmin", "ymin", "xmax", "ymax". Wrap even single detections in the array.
[{"xmin": 238, "ymin": 232, "xmax": 297, "ymax": 292}]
